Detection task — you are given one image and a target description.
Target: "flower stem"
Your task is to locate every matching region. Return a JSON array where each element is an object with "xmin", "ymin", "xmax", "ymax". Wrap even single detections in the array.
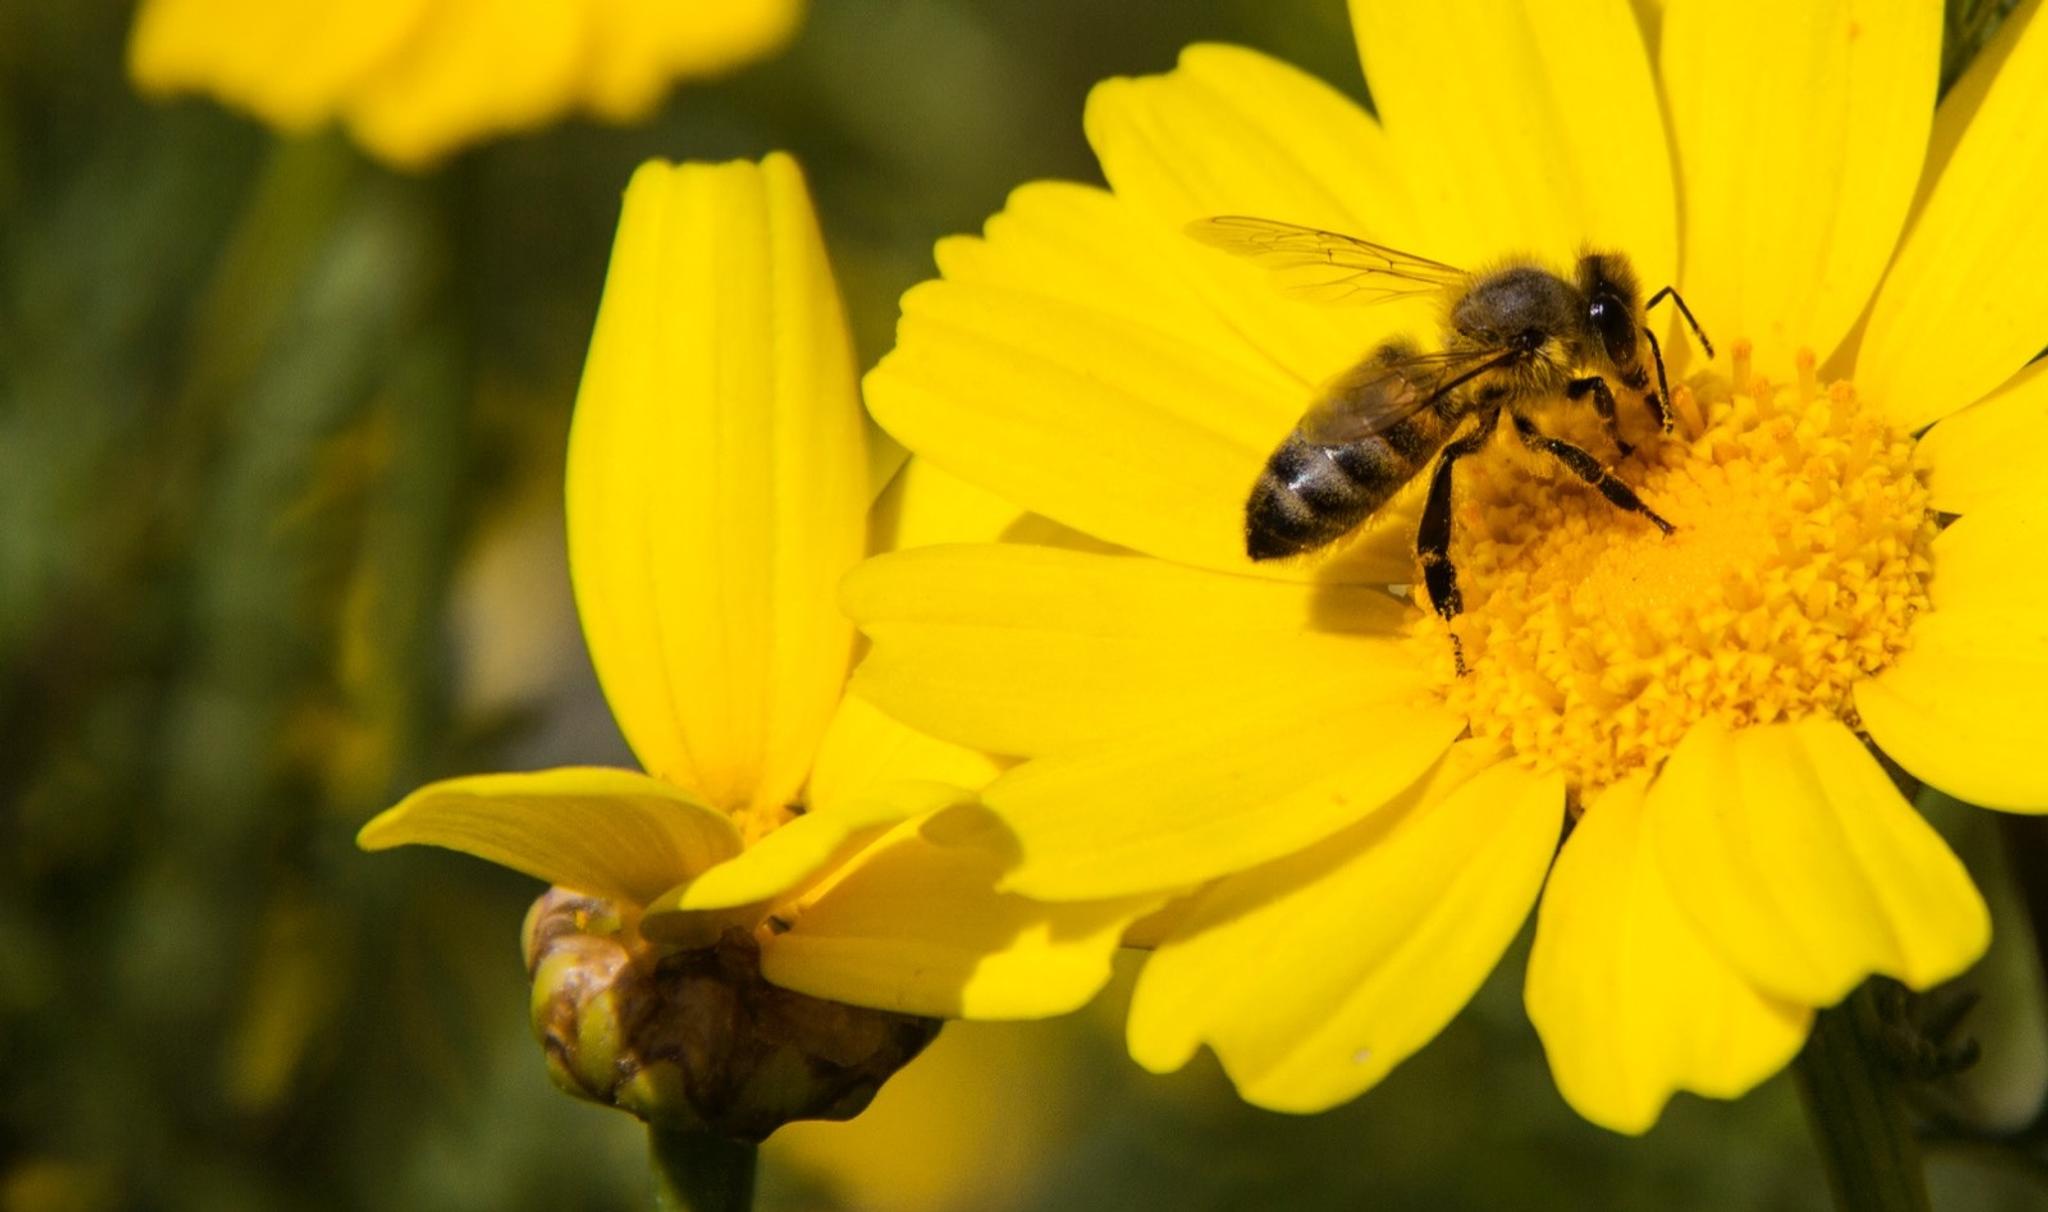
[
  {"xmin": 1996, "ymin": 814, "xmax": 2048, "ymax": 1001},
  {"xmin": 648, "ymin": 1127, "xmax": 757, "ymax": 1212},
  {"xmin": 1793, "ymin": 982, "xmax": 1930, "ymax": 1212}
]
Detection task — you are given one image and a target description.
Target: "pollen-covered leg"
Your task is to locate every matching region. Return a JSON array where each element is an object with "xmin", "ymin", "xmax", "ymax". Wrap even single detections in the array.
[
  {"xmin": 1510, "ymin": 413, "xmax": 1673, "ymax": 534},
  {"xmin": 1417, "ymin": 410, "xmax": 1501, "ymax": 674},
  {"xmin": 1640, "ymin": 285, "xmax": 1715, "ymax": 436},
  {"xmin": 1565, "ymin": 375, "xmax": 1632, "ymax": 456},
  {"xmin": 1640, "ymin": 326, "xmax": 1673, "ymax": 432}
]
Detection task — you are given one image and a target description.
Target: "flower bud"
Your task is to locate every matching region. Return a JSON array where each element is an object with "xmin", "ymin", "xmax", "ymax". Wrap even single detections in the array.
[{"xmin": 521, "ymin": 888, "xmax": 941, "ymax": 1141}]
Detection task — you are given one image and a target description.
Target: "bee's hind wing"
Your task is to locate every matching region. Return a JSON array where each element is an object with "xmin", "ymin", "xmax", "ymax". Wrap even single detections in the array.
[
  {"xmin": 1298, "ymin": 345, "xmax": 1514, "ymax": 444},
  {"xmin": 1185, "ymin": 215, "xmax": 1467, "ymax": 305}
]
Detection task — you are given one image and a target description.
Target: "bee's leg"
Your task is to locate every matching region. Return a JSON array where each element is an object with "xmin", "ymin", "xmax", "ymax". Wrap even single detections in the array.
[
  {"xmin": 1640, "ymin": 325, "xmax": 1673, "ymax": 433},
  {"xmin": 1418, "ymin": 409, "xmax": 1502, "ymax": 676},
  {"xmin": 1510, "ymin": 413, "xmax": 1675, "ymax": 535},
  {"xmin": 1565, "ymin": 375, "xmax": 1632, "ymax": 456},
  {"xmin": 1645, "ymin": 286, "xmax": 1715, "ymax": 359}
]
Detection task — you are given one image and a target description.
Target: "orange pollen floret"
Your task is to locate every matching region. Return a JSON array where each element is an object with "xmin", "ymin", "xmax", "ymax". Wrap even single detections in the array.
[{"xmin": 1428, "ymin": 343, "xmax": 1935, "ymax": 800}]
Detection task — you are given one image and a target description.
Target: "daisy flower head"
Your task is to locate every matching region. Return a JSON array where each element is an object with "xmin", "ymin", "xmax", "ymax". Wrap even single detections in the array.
[
  {"xmin": 127, "ymin": 0, "xmax": 803, "ymax": 167},
  {"xmin": 850, "ymin": 0, "xmax": 2048, "ymax": 1133},
  {"xmin": 358, "ymin": 153, "xmax": 1152, "ymax": 1137}
]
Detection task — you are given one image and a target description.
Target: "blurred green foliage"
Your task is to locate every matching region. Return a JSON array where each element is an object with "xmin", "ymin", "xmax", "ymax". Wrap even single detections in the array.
[{"xmin": 2, "ymin": 2, "xmax": 2044, "ymax": 1210}]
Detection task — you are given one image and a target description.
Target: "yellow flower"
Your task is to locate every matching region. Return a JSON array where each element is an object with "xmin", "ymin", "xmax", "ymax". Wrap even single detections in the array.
[
  {"xmin": 127, "ymin": 0, "xmax": 803, "ymax": 167},
  {"xmin": 359, "ymin": 155, "xmax": 1151, "ymax": 1049},
  {"xmin": 850, "ymin": 0, "xmax": 2048, "ymax": 1133}
]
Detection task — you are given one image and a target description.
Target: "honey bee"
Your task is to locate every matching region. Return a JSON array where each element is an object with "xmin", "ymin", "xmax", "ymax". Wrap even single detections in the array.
[{"xmin": 1188, "ymin": 216, "xmax": 1713, "ymax": 669}]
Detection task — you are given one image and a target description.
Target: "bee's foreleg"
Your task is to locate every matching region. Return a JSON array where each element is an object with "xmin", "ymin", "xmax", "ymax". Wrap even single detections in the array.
[
  {"xmin": 1417, "ymin": 410, "xmax": 1501, "ymax": 676},
  {"xmin": 1640, "ymin": 325, "xmax": 1673, "ymax": 433},
  {"xmin": 1565, "ymin": 375, "xmax": 1631, "ymax": 456},
  {"xmin": 1511, "ymin": 414, "xmax": 1674, "ymax": 534}
]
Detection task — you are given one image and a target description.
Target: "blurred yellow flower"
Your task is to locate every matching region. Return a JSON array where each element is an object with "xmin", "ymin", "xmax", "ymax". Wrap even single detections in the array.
[
  {"xmin": 359, "ymin": 155, "xmax": 1151, "ymax": 1032},
  {"xmin": 127, "ymin": 0, "xmax": 804, "ymax": 166},
  {"xmin": 850, "ymin": 0, "xmax": 2048, "ymax": 1133}
]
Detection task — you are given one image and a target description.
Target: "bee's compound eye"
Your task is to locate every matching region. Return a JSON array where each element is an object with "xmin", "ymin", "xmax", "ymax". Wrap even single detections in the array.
[{"xmin": 1589, "ymin": 295, "xmax": 1635, "ymax": 364}]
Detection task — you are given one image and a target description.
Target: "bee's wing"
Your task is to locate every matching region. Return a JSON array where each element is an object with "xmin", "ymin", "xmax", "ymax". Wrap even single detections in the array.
[
  {"xmin": 1297, "ymin": 346, "xmax": 1515, "ymax": 444},
  {"xmin": 1185, "ymin": 215, "xmax": 1467, "ymax": 305}
]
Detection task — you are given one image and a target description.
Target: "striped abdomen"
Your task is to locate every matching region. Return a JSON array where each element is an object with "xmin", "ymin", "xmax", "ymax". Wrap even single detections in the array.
[{"xmin": 1244, "ymin": 415, "xmax": 1447, "ymax": 561}]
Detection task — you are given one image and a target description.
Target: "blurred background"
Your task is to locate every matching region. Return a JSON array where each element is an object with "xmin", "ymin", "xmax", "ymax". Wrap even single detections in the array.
[{"xmin": 3, "ymin": 1, "xmax": 2045, "ymax": 1209}]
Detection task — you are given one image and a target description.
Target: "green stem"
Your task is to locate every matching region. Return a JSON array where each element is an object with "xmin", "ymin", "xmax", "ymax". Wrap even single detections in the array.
[
  {"xmin": 1997, "ymin": 814, "xmax": 2048, "ymax": 1002},
  {"xmin": 1793, "ymin": 983, "xmax": 1931, "ymax": 1212},
  {"xmin": 648, "ymin": 1127, "xmax": 757, "ymax": 1212}
]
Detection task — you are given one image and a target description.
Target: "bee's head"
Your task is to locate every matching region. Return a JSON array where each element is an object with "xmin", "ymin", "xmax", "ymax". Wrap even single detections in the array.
[{"xmin": 1575, "ymin": 251, "xmax": 1643, "ymax": 372}]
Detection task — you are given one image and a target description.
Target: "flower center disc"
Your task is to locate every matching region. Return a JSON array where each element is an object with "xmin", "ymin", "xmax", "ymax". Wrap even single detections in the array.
[{"xmin": 1436, "ymin": 346, "xmax": 1935, "ymax": 799}]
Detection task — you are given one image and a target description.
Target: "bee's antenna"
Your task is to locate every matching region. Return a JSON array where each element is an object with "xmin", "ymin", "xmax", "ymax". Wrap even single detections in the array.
[{"xmin": 1645, "ymin": 286, "xmax": 1715, "ymax": 359}]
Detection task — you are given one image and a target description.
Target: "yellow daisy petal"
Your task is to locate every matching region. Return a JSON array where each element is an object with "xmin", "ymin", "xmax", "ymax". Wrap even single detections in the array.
[
  {"xmin": 1348, "ymin": 0, "xmax": 1675, "ymax": 278},
  {"xmin": 806, "ymin": 694, "xmax": 1004, "ymax": 816},
  {"xmin": 926, "ymin": 183, "xmax": 1223, "ymax": 341},
  {"xmin": 869, "ymin": 455, "xmax": 1107, "ymax": 556},
  {"xmin": 569, "ymin": 155, "xmax": 865, "ymax": 820},
  {"xmin": 1084, "ymin": 43, "xmax": 1427, "ymax": 384},
  {"xmin": 1856, "ymin": 613, "xmax": 2048, "ymax": 813},
  {"xmin": 1647, "ymin": 717, "xmax": 1990, "ymax": 1005},
  {"xmin": 1915, "ymin": 357, "xmax": 2048, "ymax": 515},
  {"xmin": 128, "ymin": 0, "xmax": 428, "ymax": 131},
  {"xmin": 1526, "ymin": 774, "xmax": 1811, "ymax": 1136},
  {"xmin": 844, "ymin": 544, "xmax": 1417, "ymax": 757},
  {"xmin": 356, "ymin": 768, "xmax": 742, "ymax": 904},
  {"xmin": 871, "ymin": 456, "xmax": 1029, "ymax": 552},
  {"xmin": 868, "ymin": 272, "xmax": 1381, "ymax": 582},
  {"xmin": 1089, "ymin": 43, "xmax": 1419, "ymax": 239},
  {"xmin": 1855, "ymin": 499, "xmax": 2048, "ymax": 810},
  {"xmin": 581, "ymin": 0, "xmax": 803, "ymax": 119},
  {"xmin": 343, "ymin": 0, "xmax": 586, "ymax": 167},
  {"xmin": 646, "ymin": 782, "xmax": 968, "ymax": 916},
  {"xmin": 1918, "ymin": 491, "xmax": 2048, "ymax": 613},
  {"xmin": 1662, "ymin": 0, "xmax": 1939, "ymax": 375},
  {"xmin": 760, "ymin": 809, "xmax": 1159, "ymax": 1019},
  {"xmin": 982, "ymin": 676, "xmax": 1463, "ymax": 901},
  {"xmin": 1857, "ymin": 0, "xmax": 2048, "ymax": 430},
  {"xmin": 1126, "ymin": 749, "xmax": 1559, "ymax": 1113}
]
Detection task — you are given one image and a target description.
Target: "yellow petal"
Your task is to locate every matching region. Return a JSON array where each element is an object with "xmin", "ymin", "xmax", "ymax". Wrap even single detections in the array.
[
  {"xmin": 343, "ymin": 0, "xmax": 587, "ymax": 167},
  {"xmin": 844, "ymin": 544, "xmax": 1418, "ymax": 757},
  {"xmin": 926, "ymin": 182, "xmax": 1227, "ymax": 346},
  {"xmin": 868, "ymin": 268, "xmax": 1394, "ymax": 585},
  {"xmin": 1647, "ymin": 717, "xmax": 1989, "ymax": 1005},
  {"xmin": 806, "ymin": 694, "xmax": 1004, "ymax": 817},
  {"xmin": 580, "ymin": 0, "xmax": 803, "ymax": 119},
  {"xmin": 1526, "ymin": 775, "xmax": 1811, "ymax": 1135},
  {"xmin": 1349, "ymin": 0, "xmax": 1676, "ymax": 280},
  {"xmin": 1089, "ymin": 43, "xmax": 1422, "ymax": 241},
  {"xmin": 760, "ymin": 807, "xmax": 1159, "ymax": 1019},
  {"xmin": 1857, "ymin": 0, "xmax": 2048, "ymax": 430},
  {"xmin": 646, "ymin": 782, "xmax": 968, "ymax": 917},
  {"xmin": 869, "ymin": 456, "xmax": 1105, "ymax": 556},
  {"xmin": 128, "ymin": 0, "xmax": 427, "ymax": 130},
  {"xmin": 1084, "ymin": 44, "xmax": 1429, "ymax": 385},
  {"xmin": 1126, "ymin": 749, "xmax": 1559, "ymax": 1113},
  {"xmin": 1662, "ymin": 0, "xmax": 1938, "ymax": 376},
  {"xmin": 569, "ymin": 155, "xmax": 866, "ymax": 817},
  {"xmin": 1915, "ymin": 357, "xmax": 2048, "ymax": 515},
  {"xmin": 868, "ymin": 167, "xmax": 1417, "ymax": 587},
  {"xmin": 1855, "ymin": 498, "xmax": 2048, "ymax": 810},
  {"xmin": 984, "ymin": 688, "xmax": 1462, "ymax": 901},
  {"xmin": 870, "ymin": 456, "xmax": 1028, "ymax": 552},
  {"xmin": 356, "ymin": 768, "xmax": 742, "ymax": 904}
]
